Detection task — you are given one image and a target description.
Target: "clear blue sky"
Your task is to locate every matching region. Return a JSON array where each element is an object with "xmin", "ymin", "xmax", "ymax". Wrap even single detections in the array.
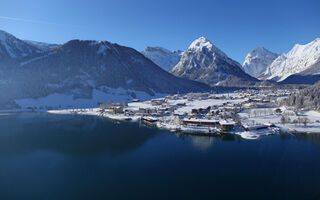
[{"xmin": 0, "ymin": 0, "xmax": 319, "ymax": 63}]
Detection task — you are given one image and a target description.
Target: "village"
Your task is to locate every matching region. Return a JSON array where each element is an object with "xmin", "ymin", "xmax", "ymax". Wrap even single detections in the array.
[{"xmin": 47, "ymin": 87, "xmax": 320, "ymax": 140}]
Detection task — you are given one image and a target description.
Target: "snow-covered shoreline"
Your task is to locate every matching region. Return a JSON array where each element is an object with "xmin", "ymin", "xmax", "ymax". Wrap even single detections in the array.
[{"xmin": 2, "ymin": 89, "xmax": 320, "ymax": 140}]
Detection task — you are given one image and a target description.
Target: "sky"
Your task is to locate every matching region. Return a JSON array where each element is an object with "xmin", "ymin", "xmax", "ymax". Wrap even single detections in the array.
[{"xmin": 0, "ymin": 0, "xmax": 319, "ymax": 63}]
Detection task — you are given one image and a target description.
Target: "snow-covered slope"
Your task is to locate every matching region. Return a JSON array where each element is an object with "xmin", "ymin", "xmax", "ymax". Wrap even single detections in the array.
[
  {"xmin": 0, "ymin": 31, "xmax": 211, "ymax": 109},
  {"xmin": 23, "ymin": 40, "xmax": 60, "ymax": 51},
  {"xmin": 0, "ymin": 30, "xmax": 41, "ymax": 59},
  {"xmin": 142, "ymin": 47, "xmax": 183, "ymax": 71},
  {"xmin": 171, "ymin": 37, "xmax": 257, "ymax": 86},
  {"xmin": 263, "ymin": 38, "xmax": 320, "ymax": 82},
  {"xmin": 242, "ymin": 47, "xmax": 279, "ymax": 78}
]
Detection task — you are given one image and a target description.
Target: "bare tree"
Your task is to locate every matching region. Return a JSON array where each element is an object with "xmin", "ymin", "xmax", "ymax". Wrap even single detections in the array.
[
  {"xmin": 302, "ymin": 117, "xmax": 310, "ymax": 127},
  {"xmin": 281, "ymin": 116, "xmax": 286, "ymax": 125}
]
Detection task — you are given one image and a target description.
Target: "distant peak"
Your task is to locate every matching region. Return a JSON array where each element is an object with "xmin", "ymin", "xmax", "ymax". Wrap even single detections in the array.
[
  {"xmin": 0, "ymin": 29, "xmax": 14, "ymax": 41},
  {"xmin": 188, "ymin": 36, "xmax": 228, "ymax": 58},
  {"xmin": 145, "ymin": 46, "xmax": 171, "ymax": 53},
  {"xmin": 248, "ymin": 46, "xmax": 278, "ymax": 58},
  {"xmin": 189, "ymin": 36, "xmax": 212, "ymax": 49},
  {"xmin": 254, "ymin": 46, "xmax": 267, "ymax": 51},
  {"xmin": 251, "ymin": 46, "xmax": 268, "ymax": 54}
]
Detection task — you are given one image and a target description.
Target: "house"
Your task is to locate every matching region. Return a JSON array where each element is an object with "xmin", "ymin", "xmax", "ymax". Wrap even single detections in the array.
[
  {"xmin": 151, "ymin": 99, "xmax": 164, "ymax": 106},
  {"xmin": 141, "ymin": 116, "xmax": 158, "ymax": 126},
  {"xmin": 181, "ymin": 118, "xmax": 219, "ymax": 127},
  {"xmin": 175, "ymin": 102, "xmax": 186, "ymax": 107},
  {"xmin": 139, "ymin": 107, "xmax": 157, "ymax": 115},
  {"xmin": 109, "ymin": 106, "xmax": 124, "ymax": 114},
  {"xmin": 219, "ymin": 121, "xmax": 235, "ymax": 131},
  {"xmin": 100, "ymin": 101, "xmax": 127, "ymax": 109}
]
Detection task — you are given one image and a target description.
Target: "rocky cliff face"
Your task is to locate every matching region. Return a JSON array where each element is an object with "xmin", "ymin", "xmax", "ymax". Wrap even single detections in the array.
[
  {"xmin": 171, "ymin": 37, "xmax": 257, "ymax": 87},
  {"xmin": 263, "ymin": 38, "xmax": 320, "ymax": 82},
  {"xmin": 242, "ymin": 47, "xmax": 279, "ymax": 78}
]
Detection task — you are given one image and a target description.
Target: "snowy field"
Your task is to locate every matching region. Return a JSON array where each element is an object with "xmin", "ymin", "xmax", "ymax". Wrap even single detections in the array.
[
  {"xmin": 239, "ymin": 108, "xmax": 320, "ymax": 134},
  {"xmin": 15, "ymin": 88, "xmax": 167, "ymax": 109}
]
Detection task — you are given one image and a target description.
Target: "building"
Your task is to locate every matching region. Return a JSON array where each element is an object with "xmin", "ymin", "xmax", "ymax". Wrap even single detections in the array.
[
  {"xmin": 181, "ymin": 118, "xmax": 219, "ymax": 127},
  {"xmin": 219, "ymin": 121, "xmax": 235, "ymax": 131},
  {"xmin": 109, "ymin": 106, "xmax": 124, "ymax": 114},
  {"xmin": 151, "ymin": 99, "xmax": 165, "ymax": 106}
]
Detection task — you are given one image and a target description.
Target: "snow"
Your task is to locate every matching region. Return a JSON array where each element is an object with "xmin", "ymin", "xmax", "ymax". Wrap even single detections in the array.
[
  {"xmin": 86, "ymin": 80, "xmax": 96, "ymax": 87},
  {"xmin": 182, "ymin": 118, "xmax": 219, "ymax": 123},
  {"xmin": 142, "ymin": 46, "xmax": 183, "ymax": 71},
  {"xmin": 15, "ymin": 88, "xmax": 167, "ymax": 109},
  {"xmin": 264, "ymin": 38, "xmax": 320, "ymax": 81},
  {"xmin": 0, "ymin": 31, "xmax": 17, "ymax": 58},
  {"xmin": 171, "ymin": 36, "xmax": 247, "ymax": 86},
  {"xmin": 0, "ymin": 30, "xmax": 37, "ymax": 58},
  {"xmin": 174, "ymin": 98, "xmax": 246, "ymax": 115},
  {"xmin": 188, "ymin": 37, "xmax": 227, "ymax": 59},
  {"xmin": 20, "ymin": 52, "xmax": 55, "ymax": 66},
  {"xmin": 97, "ymin": 44, "xmax": 110, "ymax": 55},
  {"xmin": 239, "ymin": 108, "xmax": 320, "ymax": 134},
  {"xmin": 242, "ymin": 47, "xmax": 279, "ymax": 78},
  {"xmin": 23, "ymin": 40, "xmax": 59, "ymax": 51},
  {"xmin": 235, "ymin": 128, "xmax": 278, "ymax": 140}
]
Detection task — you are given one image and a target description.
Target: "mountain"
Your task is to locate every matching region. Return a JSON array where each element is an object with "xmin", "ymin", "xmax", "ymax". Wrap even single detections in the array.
[
  {"xmin": 171, "ymin": 37, "xmax": 257, "ymax": 87},
  {"xmin": 0, "ymin": 30, "xmax": 42, "ymax": 60},
  {"xmin": 0, "ymin": 30, "xmax": 211, "ymax": 109},
  {"xmin": 142, "ymin": 47, "xmax": 183, "ymax": 71},
  {"xmin": 242, "ymin": 47, "xmax": 279, "ymax": 78},
  {"xmin": 262, "ymin": 38, "xmax": 320, "ymax": 82},
  {"xmin": 23, "ymin": 40, "xmax": 60, "ymax": 51}
]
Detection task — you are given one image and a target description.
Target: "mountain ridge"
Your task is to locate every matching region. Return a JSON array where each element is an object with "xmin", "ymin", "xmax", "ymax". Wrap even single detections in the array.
[
  {"xmin": 242, "ymin": 46, "xmax": 279, "ymax": 78},
  {"xmin": 171, "ymin": 37, "xmax": 258, "ymax": 87},
  {"xmin": 263, "ymin": 38, "xmax": 320, "ymax": 82},
  {"xmin": 0, "ymin": 30, "xmax": 211, "ymax": 109}
]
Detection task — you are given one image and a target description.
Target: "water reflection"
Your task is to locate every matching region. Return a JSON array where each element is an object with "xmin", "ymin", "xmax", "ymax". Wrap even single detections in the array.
[
  {"xmin": 0, "ymin": 113, "xmax": 320, "ymax": 200},
  {"xmin": 0, "ymin": 113, "xmax": 157, "ymax": 156},
  {"xmin": 281, "ymin": 132, "xmax": 320, "ymax": 146},
  {"xmin": 190, "ymin": 136, "xmax": 216, "ymax": 151}
]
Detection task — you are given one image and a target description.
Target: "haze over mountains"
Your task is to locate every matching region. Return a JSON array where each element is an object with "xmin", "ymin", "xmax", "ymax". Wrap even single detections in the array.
[
  {"xmin": 1, "ymin": 28, "xmax": 320, "ymax": 109},
  {"xmin": 142, "ymin": 47, "xmax": 183, "ymax": 71},
  {"xmin": 0, "ymin": 30, "xmax": 209, "ymax": 109}
]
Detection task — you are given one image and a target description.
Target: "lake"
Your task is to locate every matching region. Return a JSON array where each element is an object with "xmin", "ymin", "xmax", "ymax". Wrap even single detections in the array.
[{"xmin": 0, "ymin": 113, "xmax": 320, "ymax": 200}]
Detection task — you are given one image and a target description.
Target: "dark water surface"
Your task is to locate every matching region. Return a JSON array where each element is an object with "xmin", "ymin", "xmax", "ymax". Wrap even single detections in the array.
[{"xmin": 0, "ymin": 113, "xmax": 320, "ymax": 200}]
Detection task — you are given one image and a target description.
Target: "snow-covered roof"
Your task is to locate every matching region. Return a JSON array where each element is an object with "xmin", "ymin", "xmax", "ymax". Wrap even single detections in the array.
[{"xmin": 182, "ymin": 118, "xmax": 219, "ymax": 123}]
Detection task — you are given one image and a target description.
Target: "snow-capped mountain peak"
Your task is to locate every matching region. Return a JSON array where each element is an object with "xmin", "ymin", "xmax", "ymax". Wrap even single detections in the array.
[
  {"xmin": 188, "ymin": 36, "xmax": 227, "ymax": 58},
  {"xmin": 242, "ymin": 47, "xmax": 279, "ymax": 78},
  {"xmin": 263, "ymin": 38, "xmax": 320, "ymax": 82},
  {"xmin": 189, "ymin": 37, "xmax": 212, "ymax": 49},
  {"xmin": 171, "ymin": 37, "xmax": 257, "ymax": 86},
  {"xmin": 23, "ymin": 40, "xmax": 59, "ymax": 51},
  {"xmin": 142, "ymin": 46, "xmax": 183, "ymax": 71}
]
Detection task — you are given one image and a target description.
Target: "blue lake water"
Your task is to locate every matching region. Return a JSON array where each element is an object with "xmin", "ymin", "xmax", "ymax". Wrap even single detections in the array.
[{"xmin": 0, "ymin": 113, "xmax": 320, "ymax": 200}]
